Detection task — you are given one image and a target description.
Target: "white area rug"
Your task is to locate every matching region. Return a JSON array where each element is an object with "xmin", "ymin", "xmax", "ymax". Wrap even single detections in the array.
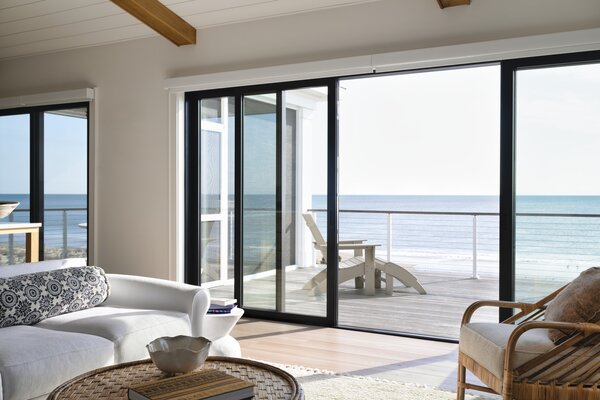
[{"xmin": 275, "ymin": 364, "xmax": 496, "ymax": 400}]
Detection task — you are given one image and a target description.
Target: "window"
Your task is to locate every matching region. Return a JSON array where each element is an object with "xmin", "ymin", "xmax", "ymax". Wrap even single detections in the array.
[{"xmin": 0, "ymin": 104, "xmax": 89, "ymax": 264}]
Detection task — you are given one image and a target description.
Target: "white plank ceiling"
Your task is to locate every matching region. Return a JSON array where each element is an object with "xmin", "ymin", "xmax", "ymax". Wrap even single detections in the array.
[{"xmin": 0, "ymin": 0, "xmax": 381, "ymax": 60}]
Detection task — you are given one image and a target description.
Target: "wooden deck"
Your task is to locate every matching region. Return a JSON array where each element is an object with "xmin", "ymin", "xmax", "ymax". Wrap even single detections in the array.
[{"xmin": 210, "ymin": 264, "xmax": 549, "ymax": 339}]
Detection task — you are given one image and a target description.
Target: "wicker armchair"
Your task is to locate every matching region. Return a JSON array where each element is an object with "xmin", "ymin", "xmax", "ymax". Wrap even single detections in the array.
[{"xmin": 457, "ymin": 286, "xmax": 600, "ymax": 400}]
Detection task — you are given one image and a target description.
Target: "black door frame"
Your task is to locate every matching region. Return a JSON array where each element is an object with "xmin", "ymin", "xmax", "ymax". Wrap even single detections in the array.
[{"xmin": 185, "ymin": 78, "xmax": 338, "ymax": 327}]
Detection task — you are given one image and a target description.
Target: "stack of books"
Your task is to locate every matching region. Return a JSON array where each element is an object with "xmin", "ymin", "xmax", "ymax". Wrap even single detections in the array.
[
  {"xmin": 208, "ymin": 298, "xmax": 237, "ymax": 314},
  {"xmin": 128, "ymin": 368, "xmax": 254, "ymax": 400}
]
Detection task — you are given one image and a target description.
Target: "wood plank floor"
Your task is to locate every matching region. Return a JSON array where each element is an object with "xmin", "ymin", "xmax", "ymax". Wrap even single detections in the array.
[
  {"xmin": 232, "ymin": 318, "xmax": 500, "ymax": 398},
  {"xmin": 212, "ymin": 265, "xmax": 562, "ymax": 339}
]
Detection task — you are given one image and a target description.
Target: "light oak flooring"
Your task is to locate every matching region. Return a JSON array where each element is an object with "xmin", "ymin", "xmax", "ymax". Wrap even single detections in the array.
[{"xmin": 232, "ymin": 318, "xmax": 500, "ymax": 398}]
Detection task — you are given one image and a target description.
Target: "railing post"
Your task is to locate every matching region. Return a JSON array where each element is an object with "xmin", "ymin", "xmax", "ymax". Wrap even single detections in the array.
[
  {"xmin": 62, "ymin": 210, "xmax": 68, "ymax": 258},
  {"xmin": 229, "ymin": 210, "xmax": 234, "ymax": 261},
  {"xmin": 311, "ymin": 211, "xmax": 317, "ymax": 264},
  {"xmin": 387, "ymin": 212, "xmax": 392, "ymax": 262},
  {"xmin": 8, "ymin": 213, "xmax": 15, "ymax": 264},
  {"xmin": 472, "ymin": 215, "xmax": 479, "ymax": 279}
]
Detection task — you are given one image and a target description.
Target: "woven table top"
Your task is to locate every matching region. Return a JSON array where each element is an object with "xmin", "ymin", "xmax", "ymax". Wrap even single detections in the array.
[{"xmin": 48, "ymin": 356, "xmax": 303, "ymax": 400}]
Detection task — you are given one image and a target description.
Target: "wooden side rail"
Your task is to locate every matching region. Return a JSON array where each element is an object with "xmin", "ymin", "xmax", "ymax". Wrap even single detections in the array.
[
  {"xmin": 461, "ymin": 300, "xmax": 534, "ymax": 326},
  {"xmin": 461, "ymin": 285, "xmax": 569, "ymax": 326},
  {"xmin": 502, "ymin": 321, "xmax": 600, "ymax": 400}
]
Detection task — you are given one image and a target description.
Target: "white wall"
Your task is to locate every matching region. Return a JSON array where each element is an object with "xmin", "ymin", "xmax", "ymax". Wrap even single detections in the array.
[{"xmin": 1, "ymin": 0, "xmax": 599, "ymax": 278}]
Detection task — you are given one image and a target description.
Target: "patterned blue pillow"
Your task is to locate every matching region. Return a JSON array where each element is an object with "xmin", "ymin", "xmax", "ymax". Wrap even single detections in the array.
[{"xmin": 0, "ymin": 266, "xmax": 110, "ymax": 328}]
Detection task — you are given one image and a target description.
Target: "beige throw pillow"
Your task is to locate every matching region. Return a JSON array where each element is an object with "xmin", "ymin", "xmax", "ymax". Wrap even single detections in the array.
[{"xmin": 544, "ymin": 267, "xmax": 600, "ymax": 343}]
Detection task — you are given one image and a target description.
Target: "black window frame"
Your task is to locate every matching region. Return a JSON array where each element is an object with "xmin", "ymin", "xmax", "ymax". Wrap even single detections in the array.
[{"xmin": 0, "ymin": 102, "xmax": 90, "ymax": 262}]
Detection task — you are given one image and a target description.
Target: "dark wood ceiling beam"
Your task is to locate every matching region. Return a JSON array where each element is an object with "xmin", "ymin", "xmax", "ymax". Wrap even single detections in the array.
[
  {"xmin": 437, "ymin": 0, "xmax": 471, "ymax": 9},
  {"xmin": 111, "ymin": 0, "xmax": 196, "ymax": 46}
]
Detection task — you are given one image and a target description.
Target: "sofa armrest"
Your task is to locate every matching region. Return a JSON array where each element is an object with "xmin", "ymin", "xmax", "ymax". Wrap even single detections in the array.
[{"xmin": 103, "ymin": 274, "xmax": 210, "ymax": 336}]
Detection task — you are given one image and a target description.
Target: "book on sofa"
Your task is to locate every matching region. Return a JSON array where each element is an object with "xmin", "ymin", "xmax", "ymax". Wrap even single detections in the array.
[{"xmin": 128, "ymin": 368, "xmax": 254, "ymax": 400}]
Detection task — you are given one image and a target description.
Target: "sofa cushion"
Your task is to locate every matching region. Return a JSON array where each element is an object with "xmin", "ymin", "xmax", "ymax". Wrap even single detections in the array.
[
  {"xmin": 0, "ymin": 325, "xmax": 113, "ymax": 400},
  {"xmin": 459, "ymin": 322, "xmax": 555, "ymax": 379},
  {"xmin": 36, "ymin": 306, "xmax": 191, "ymax": 363},
  {"xmin": 0, "ymin": 266, "xmax": 109, "ymax": 328},
  {"xmin": 545, "ymin": 267, "xmax": 600, "ymax": 343}
]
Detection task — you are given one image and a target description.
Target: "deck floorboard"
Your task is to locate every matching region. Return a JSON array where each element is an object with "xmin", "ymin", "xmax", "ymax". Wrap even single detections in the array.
[{"xmin": 210, "ymin": 266, "xmax": 561, "ymax": 339}]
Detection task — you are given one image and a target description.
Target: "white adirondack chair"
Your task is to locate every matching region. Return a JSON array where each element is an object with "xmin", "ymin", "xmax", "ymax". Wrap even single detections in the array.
[{"xmin": 302, "ymin": 213, "xmax": 426, "ymax": 295}]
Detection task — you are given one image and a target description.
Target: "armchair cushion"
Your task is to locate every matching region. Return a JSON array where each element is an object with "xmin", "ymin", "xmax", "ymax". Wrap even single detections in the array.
[
  {"xmin": 545, "ymin": 267, "xmax": 600, "ymax": 343},
  {"xmin": 459, "ymin": 322, "xmax": 554, "ymax": 379}
]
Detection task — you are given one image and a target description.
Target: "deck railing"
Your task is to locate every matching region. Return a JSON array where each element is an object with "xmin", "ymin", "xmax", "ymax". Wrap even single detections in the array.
[
  {"xmin": 4, "ymin": 206, "xmax": 598, "ymax": 281},
  {"xmin": 1, "ymin": 208, "xmax": 87, "ymax": 264},
  {"xmin": 309, "ymin": 208, "xmax": 600, "ymax": 280}
]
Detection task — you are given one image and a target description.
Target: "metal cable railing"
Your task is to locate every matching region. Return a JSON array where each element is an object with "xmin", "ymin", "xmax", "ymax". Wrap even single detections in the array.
[
  {"xmin": 309, "ymin": 208, "xmax": 600, "ymax": 281},
  {"xmin": 0, "ymin": 208, "xmax": 87, "ymax": 264}
]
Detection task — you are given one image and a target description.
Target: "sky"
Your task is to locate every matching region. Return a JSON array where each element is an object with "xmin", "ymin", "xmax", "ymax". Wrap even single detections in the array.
[
  {"xmin": 0, "ymin": 111, "xmax": 87, "ymax": 195},
  {"xmin": 515, "ymin": 63, "xmax": 600, "ymax": 195},
  {"xmin": 2, "ymin": 63, "xmax": 599, "ymax": 197},
  {"xmin": 322, "ymin": 62, "xmax": 599, "ymax": 196},
  {"xmin": 337, "ymin": 65, "xmax": 500, "ymax": 196}
]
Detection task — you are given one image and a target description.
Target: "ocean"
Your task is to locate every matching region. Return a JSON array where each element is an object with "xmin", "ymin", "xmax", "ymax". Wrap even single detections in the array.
[
  {"xmin": 0, "ymin": 194, "xmax": 87, "ymax": 251},
  {"xmin": 242, "ymin": 194, "xmax": 600, "ymax": 283},
  {"xmin": 311, "ymin": 195, "xmax": 600, "ymax": 282},
  {"xmin": 2, "ymin": 194, "xmax": 600, "ymax": 283}
]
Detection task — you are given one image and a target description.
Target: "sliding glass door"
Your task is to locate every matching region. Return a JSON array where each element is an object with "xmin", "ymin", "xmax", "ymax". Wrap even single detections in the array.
[
  {"xmin": 514, "ymin": 61, "xmax": 600, "ymax": 302},
  {"xmin": 242, "ymin": 93, "xmax": 278, "ymax": 309},
  {"xmin": 197, "ymin": 97, "xmax": 235, "ymax": 297},
  {"xmin": 338, "ymin": 66, "xmax": 500, "ymax": 338},
  {"xmin": 241, "ymin": 88, "xmax": 331, "ymax": 316},
  {"xmin": 186, "ymin": 82, "xmax": 333, "ymax": 322},
  {"xmin": 185, "ymin": 51, "xmax": 600, "ymax": 339}
]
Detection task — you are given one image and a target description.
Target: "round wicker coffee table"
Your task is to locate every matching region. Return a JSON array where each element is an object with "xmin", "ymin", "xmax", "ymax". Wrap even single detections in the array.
[{"xmin": 48, "ymin": 356, "xmax": 303, "ymax": 399}]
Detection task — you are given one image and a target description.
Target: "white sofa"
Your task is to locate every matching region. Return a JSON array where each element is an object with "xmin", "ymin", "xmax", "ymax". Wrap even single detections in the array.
[{"xmin": 0, "ymin": 259, "xmax": 242, "ymax": 400}]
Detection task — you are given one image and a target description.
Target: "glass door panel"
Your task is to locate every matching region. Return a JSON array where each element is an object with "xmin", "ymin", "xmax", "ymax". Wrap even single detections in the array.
[
  {"xmin": 0, "ymin": 114, "xmax": 30, "ymax": 265},
  {"xmin": 43, "ymin": 108, "xmax": 88, "ymax": 260},
  {"xmin": 200, "ymin": 97, "xmax": 234, "ymax": 296},
  {"xmin": 241, "ymin": 89, "xmax": 329, "ymax": 316},
  {"xmin": 242, "ymin": 93, "xmax": 277, "ymax": 310},
  {"xmin": 515, "ymin": 63, "xmax": 600, "ymax": 301},
  {"xmin": 338, "ymin": 66, "xmax": 500, "ymax": 338},
  {"xmin": 283, "ymin": 87, "xmax": 328, "ymax": 317}
]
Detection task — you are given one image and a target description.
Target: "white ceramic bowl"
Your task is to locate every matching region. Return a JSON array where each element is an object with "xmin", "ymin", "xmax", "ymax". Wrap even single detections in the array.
[
  {"xmin": 0, "ymin": 202, "xmax": 19, "ymax": 219},
  {"xmin": 147, "ymin": 335, "xmax": 211, "ymax": 374}
]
